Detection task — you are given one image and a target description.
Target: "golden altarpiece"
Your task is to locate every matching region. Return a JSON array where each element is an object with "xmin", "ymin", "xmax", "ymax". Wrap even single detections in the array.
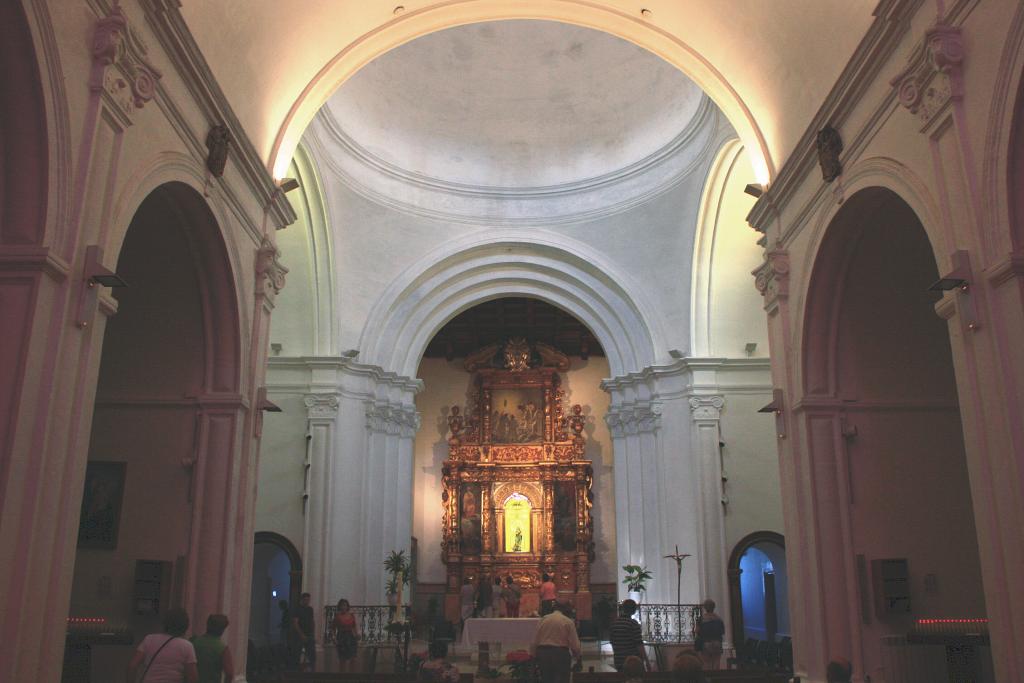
[{"xmin": 441, "ymin": 339, "xmax": 594, "ymax": 619}]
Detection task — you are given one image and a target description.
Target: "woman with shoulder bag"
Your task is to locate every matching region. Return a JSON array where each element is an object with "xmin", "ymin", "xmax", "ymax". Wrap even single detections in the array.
[{"xmin": 127, "ymin": 608, "xmax": 199, "ymax": 683}]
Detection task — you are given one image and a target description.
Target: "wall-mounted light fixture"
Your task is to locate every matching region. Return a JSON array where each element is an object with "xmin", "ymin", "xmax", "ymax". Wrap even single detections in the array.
[
  {"xmin": 744, "ymin": 183, "xmax": 765, "ymax": 198},
  {"xmin": 744, "ymin": 342, "xmax": 758, "ymax": 356},
  {"xmin": 277, "ymin": 177, "xmax": 300, "ymax": 194},
  {"xmin": 76, "ymin": 246, "xmax": 127, "ymax": 328},
  {"xmin": 84, "ymin": 245, "xmax": 128, "ymax": 288},
  {"xmin": 929, "ymin": 250, "xmax": 980, "ymax": 332},
  {"xmin": 758, "ymin": 388, "xmax": 786, "ymax": 439}
]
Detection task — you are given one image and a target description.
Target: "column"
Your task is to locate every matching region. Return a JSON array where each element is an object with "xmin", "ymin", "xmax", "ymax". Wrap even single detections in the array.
[
  {"xmin": 689, "ymin": 395, "xmax": 728, "ymax": 643},
  {"xmin": 301, "ymin": 392, "xmax": 340, "ymax": 611}
]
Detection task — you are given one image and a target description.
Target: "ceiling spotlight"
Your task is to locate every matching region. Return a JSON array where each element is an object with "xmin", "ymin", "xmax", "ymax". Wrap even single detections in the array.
[{"xmin": 744, "ymin": 183, "xmax": 765, "ymax": 198}]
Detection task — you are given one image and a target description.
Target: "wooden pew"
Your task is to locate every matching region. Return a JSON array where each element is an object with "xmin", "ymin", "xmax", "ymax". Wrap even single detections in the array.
[
  {"xmin": 570, "ymin": 672, "xmax": 792, "ymax": 683},
  {"xmin": 276, "ymin": 673, "xmax": 475, "ymax": 683}
]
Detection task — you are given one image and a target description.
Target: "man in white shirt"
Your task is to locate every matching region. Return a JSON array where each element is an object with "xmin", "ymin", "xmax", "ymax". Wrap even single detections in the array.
[{"xmin": 531, "ymin": 601, "xmax": 581, "ymax": 683}]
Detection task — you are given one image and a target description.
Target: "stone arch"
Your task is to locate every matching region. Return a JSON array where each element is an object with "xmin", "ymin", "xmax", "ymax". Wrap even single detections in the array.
[
  {"xmin": 0, "ymin": 0, "xmax": 48, "ymax": 245},
  {"xmin": 359, "ymin": 230, "xmax": 661, "ymax": 379},
  {"xmin": 269, "ymin": 2, "xmax": 774, "ymax": 185},
  {"xmin": 982, "ymin": 0, "xmax": 1024, "ymax": 252}
]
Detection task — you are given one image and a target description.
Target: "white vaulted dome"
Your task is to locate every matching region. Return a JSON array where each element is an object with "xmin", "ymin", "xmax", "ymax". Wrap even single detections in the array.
[{"xmin": 309, "ymin": 20, "xmax": 722, "ymax": 223}]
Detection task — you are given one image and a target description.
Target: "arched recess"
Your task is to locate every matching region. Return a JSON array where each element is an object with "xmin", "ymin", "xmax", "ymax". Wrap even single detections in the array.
[
  {"xmin": 67, "ymin": 181, "xmax": 243, "ymax": 680},
  {"xmin": 727, "ymin": 531, "xmax": 785, "ymax": 653},
  {"xmin": 359, "ymin": 231, "xmax": 660, "ymax": 380},
  {"xmin": 797, "ymin": 186, "xmax": 987, "ymax": 680},
  {"xmin": 269, "ymin": 142, "xmax": 336, "ymax": 357},
  {"xmin": 690, "ymin": 138, "xmax": 762, "ymax": 357},
  {"xmin": 269, "ymin": 2, "xmax": 773, "ymax": 185},
  {"xmin": 251, "ymin": 532, "xmax": 303, "ymax": 646}
]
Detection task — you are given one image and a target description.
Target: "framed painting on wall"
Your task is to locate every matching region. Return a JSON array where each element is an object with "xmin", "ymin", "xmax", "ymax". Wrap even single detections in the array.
[{"xmin": 77, "ymin": 461, "xmax": 127, "ymax": 550}]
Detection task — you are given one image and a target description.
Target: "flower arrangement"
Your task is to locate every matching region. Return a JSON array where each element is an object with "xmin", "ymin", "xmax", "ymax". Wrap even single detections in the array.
[{"xmin": 504, "ymin": 650, "xmax": 536, "ymax": 680}]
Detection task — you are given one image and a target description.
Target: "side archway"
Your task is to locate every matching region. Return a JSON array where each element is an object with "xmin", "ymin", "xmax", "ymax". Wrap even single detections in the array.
[
  {"xmin": 794, "ymin": 186, "xmax": 987, "ymax": 681},
  {"xmin": 727, "ymin": 531, "xmax": 786, "ymax": 656},
  {"xmin": 251, "ymin": 532, "xmax": 303, "ymax": 647}
]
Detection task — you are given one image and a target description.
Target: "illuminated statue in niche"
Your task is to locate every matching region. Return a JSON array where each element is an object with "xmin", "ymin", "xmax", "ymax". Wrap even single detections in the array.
[{"xmin": 504, "ymin": 493, "xmax": 531, "ymax": 553}]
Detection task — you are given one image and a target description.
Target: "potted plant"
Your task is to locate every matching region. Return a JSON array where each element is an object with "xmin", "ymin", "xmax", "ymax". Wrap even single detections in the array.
[
  {"xmin": 622, "ymin": 564, "xmax": 652, "ymax": 603},
  {"xmin": 384, "ymin": 550, "xmax": 411, "ymax": 620}
]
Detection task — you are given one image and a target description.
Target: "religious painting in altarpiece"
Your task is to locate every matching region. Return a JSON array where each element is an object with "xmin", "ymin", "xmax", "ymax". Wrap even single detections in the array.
[{"xmin": 440, "ymin": 338, "xmax": 595, "ymax": 619}]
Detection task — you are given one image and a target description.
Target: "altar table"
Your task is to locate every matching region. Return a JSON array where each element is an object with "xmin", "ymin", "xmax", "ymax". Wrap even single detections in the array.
[{"xmin": 460, "ymin": 617, "xmax": 541, "ymax": 648}]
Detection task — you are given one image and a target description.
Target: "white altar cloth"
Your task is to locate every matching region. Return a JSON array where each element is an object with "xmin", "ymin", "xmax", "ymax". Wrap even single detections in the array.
[{"xmin": 461, "ymin": 617, "xmax": 541, "ymax": 648}]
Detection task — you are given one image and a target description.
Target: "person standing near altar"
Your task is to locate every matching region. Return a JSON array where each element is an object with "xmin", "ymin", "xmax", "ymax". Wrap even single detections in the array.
[
  {"xmin": 532, "ymin": 601, "xmax": 581, "ymax": 683},
  {"xmin": 501, "ymin": 576, "xmax": 521, "ymax": 617},
  {"xmin": 539, "ymin": 574, "xmax": 557, "ymax": 616},
  {"xmin": 476, "ymin": 575, "xmax": 493, "ymax": 617}
]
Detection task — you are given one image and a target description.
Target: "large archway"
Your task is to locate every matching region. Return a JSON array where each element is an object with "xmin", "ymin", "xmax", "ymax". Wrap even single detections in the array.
[
  {"xmin": 798, "ymin": 187, "xmax": 988, "ymax": 681},
  {"xmin": 65, "ymin": 182, "xmax": 242, "ymax": 681},
  {"xmin": 358, "ymin": 230, "xmax": 660, "ymax": 379},
  {"xmin": 727, "ymin": 531, "xmax": 788, "ymax": 662}
]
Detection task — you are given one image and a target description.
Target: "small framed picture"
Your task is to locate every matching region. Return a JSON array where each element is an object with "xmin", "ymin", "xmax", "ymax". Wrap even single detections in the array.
[{"xmin": 77, "ymin": 461, "xmax": 127, "ymax": 549}]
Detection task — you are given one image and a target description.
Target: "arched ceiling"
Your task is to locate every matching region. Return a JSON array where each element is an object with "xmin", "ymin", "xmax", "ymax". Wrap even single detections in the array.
[
  {"xmin": 179, "ymin": 1, "xmax": 877, "ymax": 182},
  {"xmin": 321, "ymin": 20, "xmax": 705, "ymax": 189}
]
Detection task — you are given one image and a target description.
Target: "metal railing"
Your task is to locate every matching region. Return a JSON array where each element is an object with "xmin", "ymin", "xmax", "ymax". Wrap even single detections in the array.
[
  {"xmin": 635, "ymin": 603, "xmax": 703, "ymax": 643},
  {"xmin": 322, "ymin": 605, "xmax": 409, "ymax": 645}
]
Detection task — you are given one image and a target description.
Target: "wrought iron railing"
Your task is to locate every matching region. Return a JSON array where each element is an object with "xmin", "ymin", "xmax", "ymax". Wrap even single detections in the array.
[
  {"xmin": 322, "ymin": 605, "xmax": 410, "ymax": 645},
  {"xmin": 635, "ymin": 603, "xmax": 702, "ymax": 643}
]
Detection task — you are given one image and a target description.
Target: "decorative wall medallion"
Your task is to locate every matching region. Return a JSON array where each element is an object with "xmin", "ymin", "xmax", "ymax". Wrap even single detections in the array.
[
  {"xmin": 816, "ymin": 125, "xmax": 843, "ymax": 182},
  {"xmin": 206, "ymin": 124, "xmax": 232, "ymax": 178}
]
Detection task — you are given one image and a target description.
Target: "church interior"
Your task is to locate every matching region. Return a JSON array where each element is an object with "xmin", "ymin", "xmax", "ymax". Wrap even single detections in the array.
[{"xmin": 2, "ymin": 1, "xmax": 1024, "ymax": 682}]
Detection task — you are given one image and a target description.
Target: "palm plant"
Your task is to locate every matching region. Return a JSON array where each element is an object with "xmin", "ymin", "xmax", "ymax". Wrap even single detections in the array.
[{"xmin": 384, "ymin": 550, "xmax": 410, "ymax": 593}]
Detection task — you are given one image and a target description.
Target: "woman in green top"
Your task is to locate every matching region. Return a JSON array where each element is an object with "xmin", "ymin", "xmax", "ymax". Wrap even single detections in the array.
[{"xmin": 190, "ymin": 614, "xmax": 236, "ymax": 683}]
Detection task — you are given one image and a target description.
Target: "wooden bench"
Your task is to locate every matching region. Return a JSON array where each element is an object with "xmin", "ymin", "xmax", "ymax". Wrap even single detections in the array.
[
  {"xmin": 571, "ymin": 672, "xmax": 793, "ymax": 683},
  {"xmin": 276, "ymin": 673, "xmax": 474, "ymax": 682}
]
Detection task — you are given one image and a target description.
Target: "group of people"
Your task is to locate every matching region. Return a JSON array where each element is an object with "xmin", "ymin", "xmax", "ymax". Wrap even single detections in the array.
[
  {"xmin": 126, "ymin": 609, "xmax": 234, "ymax": 683},
  {"xmin": 460, "ymin": 573, "xmax": 554, "ymax": 623}
]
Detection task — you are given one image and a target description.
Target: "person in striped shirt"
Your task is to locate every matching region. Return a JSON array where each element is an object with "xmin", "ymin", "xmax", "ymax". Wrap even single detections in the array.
[{"xmin": 608, "ymin": 599, "xmax": 648, "ymax": 672}]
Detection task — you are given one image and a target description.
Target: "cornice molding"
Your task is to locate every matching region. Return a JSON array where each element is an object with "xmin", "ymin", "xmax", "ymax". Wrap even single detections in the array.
[
  {"xmin": 307, "ymin": 97, "xmax": 726, "ymax": 227},
  {"xmin": 137, "ymin": 0, "xmax": 296, "ymax": 230}
]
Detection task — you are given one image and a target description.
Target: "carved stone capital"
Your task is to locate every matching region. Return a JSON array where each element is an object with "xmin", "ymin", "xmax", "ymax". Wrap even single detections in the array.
[
  {"xmin": 890, "ymin": 24, "xmax": 963, "ymax": 129},
  {"xmin": 304, "ymin": 393, "xmax": 340, "ymax": 419},
  {"xmin": 605, "ymin": 402, "xmax": 662, "ymax": 437},
  {"xmin": 752, "ymin": 248, "xmax": 790, "ymax": 309},
  {"xmin": 366, "ymin": 402, "xmax": 420, "ymax": 437},
  {"xmin": 689, "ymin": 395, "xmax": 725, "ymax": 421},
  {"xmin": 256, "ymin": 236, "xmax": 288, "ymax": 297},
  {"xmin": 90, "ymin": 6, "xmax": 162, "ymax": 121}
]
